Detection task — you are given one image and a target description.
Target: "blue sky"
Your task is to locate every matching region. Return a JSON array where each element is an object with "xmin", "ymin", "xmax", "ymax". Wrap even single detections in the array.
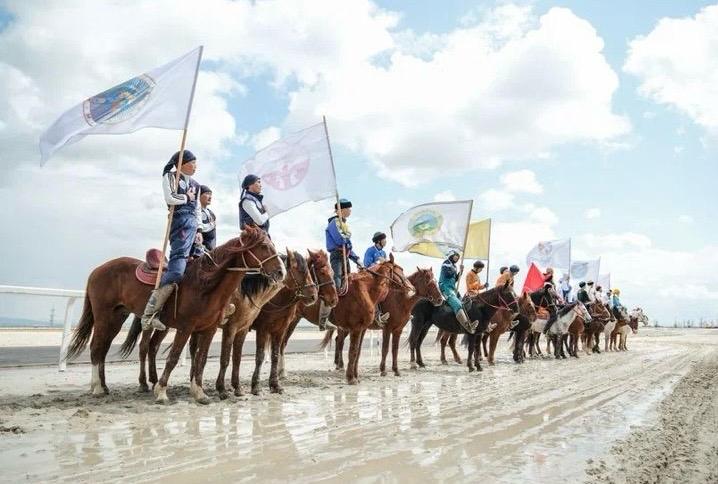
[{"xmin": 0, "ymin": 0, "xmax": 717, "ymax": 324}]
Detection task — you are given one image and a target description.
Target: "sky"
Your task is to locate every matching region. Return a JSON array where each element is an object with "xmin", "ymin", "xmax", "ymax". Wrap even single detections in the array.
[{"xmin": 0, "ymin": 0, "xmax": 717, "ymax": 325}]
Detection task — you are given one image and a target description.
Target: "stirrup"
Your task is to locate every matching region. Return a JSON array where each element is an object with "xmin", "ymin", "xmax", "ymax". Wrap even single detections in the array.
[
  {"xmin": 319, "ymin": 318, "xmax": 337, "ymax": 331},
  {"xmin": 142, "ymin": 313, "xmax": 166, "ymax": 331}
]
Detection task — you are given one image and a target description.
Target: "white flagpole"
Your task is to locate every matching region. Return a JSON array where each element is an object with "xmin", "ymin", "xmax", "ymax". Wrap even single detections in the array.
[
  {"xmin": 322, "ymin": 116, "xmax": 349, "ymax": 289},
  {"xmin": 456, "ymin": 200, "xmax": 474, "ymax": 289},
  {"xmin": 485, "ymin": 218, "xmax": 492, "ymax": 288},
  {"xmin": 154, "ymin": 46, "xmax": 204, "ymax": 289}
]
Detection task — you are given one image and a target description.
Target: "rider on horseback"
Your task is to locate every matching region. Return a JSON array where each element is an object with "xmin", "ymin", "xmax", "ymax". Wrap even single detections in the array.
[
  {"xmin": 440, "ymin": 250, "xmax": 478, "ymax": 334},
  {"xmin": 611, "ymin": 288, "xmax": 624, "ymax": 319},
  {"xmin": 192, "ymin": 184, "xmax": 217, "ymax": 258},
  {"xmin": 239, "ymin": 174, "xmax": 269, "ymax": 233},
  {"xmin": 576, "ymin": 281, "xmax": 590, "ymax": 305},
  {"xmin": 495, "ymin": 265, "xmax": 519, "ymax": 287},
  {"xmin": 363, "ymin": 231, "xmax": 390, "ymax": 326},
  {"xmin": 465, "ymin": 260, "xmax": 488, "ymax": 297},
  {"xmin": 140, "ymin": 150, "xmax": 202, "ymax": 331}
]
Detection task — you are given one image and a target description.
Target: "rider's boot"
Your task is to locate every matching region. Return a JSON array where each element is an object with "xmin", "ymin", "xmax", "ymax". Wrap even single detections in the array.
[
  {"xmin": 318, "ymin": 300, "xmax": 336, "ymax": 331},
  {"xmin": 456, "ymin": 308, "xmax": 478, "ymax": 334},
  {"xmin": 140, "ymin": 284, "xmax": 176, "ymax": 331},
  {"xmin": 542, "ymin": 313, "xmax": 557, "ymax": 335},
  {"xmin": 219, "ymin": 303, "xmax": 235, "ymax": 327}
]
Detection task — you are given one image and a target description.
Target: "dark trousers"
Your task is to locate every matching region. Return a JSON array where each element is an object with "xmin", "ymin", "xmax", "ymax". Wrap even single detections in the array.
[
  {"xmin": 330, "ymin": 251, "xmax": 350, "ymax": 289},
  {"xmin": 161, "ymin": 212, "xmax": 197, "ymax": 286}
]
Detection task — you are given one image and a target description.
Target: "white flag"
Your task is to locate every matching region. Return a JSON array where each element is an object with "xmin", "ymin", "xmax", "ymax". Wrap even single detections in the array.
[
  {"xmin": 239, "ymin": 122, "xmax": 336, "ymax": 218},
  {"xmin": 390, "ymin": 201, "xmax": 472, "ymax": 256},
  {"xmin": 570, "ymin": 258, "xmax": 601, "ymax": 283},
  {"xmin": 40, "ymin": 47, "xmax": 202, "ymax": 163},
  {"xmin": 598, "ymin": 273, "xmax": 611, "ymax": 290},
  {"xmin": 526, "ymin": 238, "xmax": 571, "ymax": 271}
]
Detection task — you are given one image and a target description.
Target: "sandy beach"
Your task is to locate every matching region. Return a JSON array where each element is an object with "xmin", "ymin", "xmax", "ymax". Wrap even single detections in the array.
[{"xmin": 0, "ymin": 327, "xmax": 716, "ymax": 483}]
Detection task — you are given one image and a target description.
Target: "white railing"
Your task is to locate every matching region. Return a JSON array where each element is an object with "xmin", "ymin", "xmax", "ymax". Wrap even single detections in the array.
[{"xmin": 0, "ymin": 285, "xmax": 84, "ymax": 371}]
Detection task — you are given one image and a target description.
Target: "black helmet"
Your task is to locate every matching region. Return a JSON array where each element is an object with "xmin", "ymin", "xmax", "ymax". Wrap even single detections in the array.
[
  {"xmin": 587, "ymin": 280, "xmax": 594, "ymax": 286},
  {"xmin": 579, "ymin": 281, "xmax": 586, "ymax": 288},
  {"xmin": 199, "ymin": 184, "xmax": 212, "ymax": 195},
  {"xmin": 509, "ymin": 265, "xmax": 520, "ymax": 273},
  {"xmin": 372, "ymin": 232, "xmax": 386, "ymax": 243},
  {"xmin": 335, "ymin": 198, "xmax": 352, "ymax": 210},
  {"xmin": 241, "ymin": 174, "xmax": 261, "ymax": 189},
  {"xmin": 499, "ymin": 266, "xmax": 508, "ymax": 274},
  {"xmin": 163, "ymin": 149, "xmax": 196, "ymax": 175},
  {"xmin": 473, "ymin": 260, "xmax": 485, "ymax": 269}
]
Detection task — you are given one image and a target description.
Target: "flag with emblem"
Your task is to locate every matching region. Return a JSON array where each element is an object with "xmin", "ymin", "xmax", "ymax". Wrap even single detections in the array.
[
  {"xmin": 40, "ymin": 47, "xmax": 202, "ymax": 163},
  {"xmin": 526, "ymin": 238, "xmax": 571, "ymax": 272},
  {"xmin": 570, "ymin": 258, "xmax": 601, "ymax": 283},
  {"xmin": 238, "ymin": 122, "xmax": 336, "ymax": 217},
  {"xmin": 391, "ymin": 201, "xmax": 473, "ymax": 257}
]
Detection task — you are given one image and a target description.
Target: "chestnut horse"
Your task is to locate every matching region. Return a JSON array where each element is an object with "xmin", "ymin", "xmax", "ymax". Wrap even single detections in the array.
[
  {"xmin": 483, "ymin": 293, "xmax": 537, "ymax": 365},
  {"xmin": 67, "ymin": 227, "xmax": 283, "ymax": 403},
  {"xmin": 318, "ymin": 254, "xmax": 414, "ymax": 384},
  {"xmin": 326, "ymin": 268, "xmax": 443, "ymax": 377},
  {"xmin": 581, "ymin": 301, "xmax": 612, "ymax": 355},
  {"xmin": 248, "ymin": 250, "xmax": 334, "ymax": 395}
]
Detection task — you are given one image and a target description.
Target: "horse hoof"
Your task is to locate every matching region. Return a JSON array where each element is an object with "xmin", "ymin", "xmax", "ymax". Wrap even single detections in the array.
[
  {"xmin": 347, "ymin": 378, "xmax": 358, "ymax": 385},
  {"xmin": 218, "ymin": 392, "xmax": 229, "ymax": 401},
  {"xmin": 196, "ymin": 396, "xmax": 211, "ymax": 405},
  {"xmin": 233, "ymin": 387, "xmax": 245, "ymax": 397},
  {"xmin": 477, "ymin": 366, "xmax": 483, "ymax": 372},
  {"xmin": 418, "ymin": 363, "xmax": 426, "ymax": 368},
  {"xmin": 251, "ymin": 387, "xmax": 260, "ymax": 396},
  {"xmin": 455, "ymin": 359, "xmax": 463, "ymax": 365},
  {"xmin": 393, "ymin": 371, "xmax": 401, "ymax": 377},
  {"xmin": 270, "ymin": 386, "xmax": 283, "ymax": 394},
  {"xmin": 410, "ymin": 362, "xmax": 417, "ymax": 370},
  {"xmin": 138, "ymin": 384, "xmax": 150, "ymax": 393},
  {"xmin": 468, "ymin": 367, "xmax": 475, "ymax": 373},
  {"xmin": 441, "ymin": 361, "xmax": 448, "ymax": 366}
]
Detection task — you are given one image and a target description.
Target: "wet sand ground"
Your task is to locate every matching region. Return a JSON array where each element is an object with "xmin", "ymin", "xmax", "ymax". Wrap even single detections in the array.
[{"xmin": 0, "ymin": 327, "xmax": 716, "ymax": 483}]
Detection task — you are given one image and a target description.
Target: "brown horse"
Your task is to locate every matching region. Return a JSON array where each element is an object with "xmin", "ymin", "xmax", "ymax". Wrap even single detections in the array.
[
  {"xmin": 67, "ymin": 227, "xmax": 283, "ymax": 403},
  {"xmin": 248, "ymin": 250, "xmax": 333, "ymax": 395},
  {"xmin": 566, "ymin": 312, "xmax": 585, "ymax": 358},
  {"xmin": 328, "ymin": 268, "xmax": 443, "ymax": 377},
  {"xmin": 581, "ymin": 301, "xmax": 611, "ymax": 355},
  {"xmin": 483, "ymin": 293, "xmax": 537, "ymax": 365},
  {"xmin": 318, "ymin": 254, "xmax": 414, "ymax": 384}
]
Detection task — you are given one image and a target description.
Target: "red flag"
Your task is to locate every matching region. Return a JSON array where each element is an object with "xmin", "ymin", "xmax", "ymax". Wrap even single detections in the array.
[{"xmin": 522, "ymin": 262, "xmax": 545, "ymax": 294}]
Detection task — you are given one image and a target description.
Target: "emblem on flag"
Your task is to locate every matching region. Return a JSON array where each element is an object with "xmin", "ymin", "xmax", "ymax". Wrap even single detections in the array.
[
  {"xmin": 409, "ymin": 210, "xmax": 443, "ymax": 238},
  {"xmin": 82, "ymin": 74, "xmax": 156, "ymax": 126}
]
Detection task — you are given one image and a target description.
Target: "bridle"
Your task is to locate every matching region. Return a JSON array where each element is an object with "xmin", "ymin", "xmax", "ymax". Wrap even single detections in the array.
[
  {"xmin": 473, "ymin": 289, "xmax": 519, "ymax": 314},
  {"xmin": 363, "ymin": 263, "xmax": 414, "ymax": 293},
  {"xmin": 257, "ymin": 255, "xmax": 319, "ymax": 312},
  {"xmin": 220, "ymin": 234, "xmax": 283, "ymax": 278}
]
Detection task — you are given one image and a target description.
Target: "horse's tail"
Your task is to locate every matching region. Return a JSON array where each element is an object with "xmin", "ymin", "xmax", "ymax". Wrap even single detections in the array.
[
  {"xmin": 319, "ymin": 328, "xmax": 335, "ymax": 350},
  {"xmin": 65, "ymin": 294, "xmax": 93, "ymax": 361},
  {"xmin": 118, "ymin": 316, "xmax": 142, "ymax": 359}
]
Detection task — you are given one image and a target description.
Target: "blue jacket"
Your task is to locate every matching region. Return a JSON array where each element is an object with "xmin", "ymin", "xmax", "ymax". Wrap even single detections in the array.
[
  {"xmin": 325, "ymin": 216, "xmax": 358, "ymax": 261},
  {"xmin": 363, "ymin": 245, "xmax": 386, "ymax": 267},
  {"xmin": 439, "ymin": 258, "xmax": 459, "ymax": 286},
  {"xmin": 612, "ymin": 295, "xmax": 622, "ymax": 309}
]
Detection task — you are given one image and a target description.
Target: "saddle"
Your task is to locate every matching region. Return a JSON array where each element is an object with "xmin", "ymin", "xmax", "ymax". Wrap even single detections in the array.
[{"xmin": 135, "ymin": 249, "xmax": 167, "ymax": 286}]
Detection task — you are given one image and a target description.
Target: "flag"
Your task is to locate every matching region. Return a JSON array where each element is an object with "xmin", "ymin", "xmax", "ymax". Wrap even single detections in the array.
[
  {"xmin": 391, "ymin": 201, "xmax": 472, "ymax": 257},
  {"xmin": 522, "ymin": 262, "xmax": 545, "ymax": 294},
  {"xmin": 239, "ymin": 122, "xmax": 336, "ymax": 217},
  {"xmin": 526, "ymin": 238, "xmax": 571, "ymax": 271},
  {"xmin": 40, "ymin": 47, "xmax": 202, "ymax": 163},
  {"xmin": 570, "ymin": 258, "xmax": 601, "ymax": 283},
  {"xmin": 598, "ymin": 273, "xmax": 611, "ymax": 290},
  {"xmin": 407, "ymin": 217, "xmax": 489, "ymax": 259},
  {"xmin": 464, "ymin": 218, "xmax": 491, "ymax": 259}
]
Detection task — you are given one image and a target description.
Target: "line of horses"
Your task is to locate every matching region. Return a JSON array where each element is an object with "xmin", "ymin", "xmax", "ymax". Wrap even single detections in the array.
[{"xmin": 66, "ymin": 229, "xmax": 647, "ymax": 404}]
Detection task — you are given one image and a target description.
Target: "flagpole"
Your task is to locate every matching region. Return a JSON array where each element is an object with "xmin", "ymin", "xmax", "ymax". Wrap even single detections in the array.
[
  {"xmin": 322, "ymin": 115, "xmax": 349, "ymax": 288},
  {"xmin": 456, "ymin": 199, "xmax": 474, "ymax": 290},
  {"xmin": 485, "ymin": 218, "xmax": 492, "ymax": 288},
  {"xmin": 567, "ymin": 237, "xmax": 572, "ymax": 282},
  {"xmin": 154, "ymin": 46, "xmax": 204, "ymax": 289}
]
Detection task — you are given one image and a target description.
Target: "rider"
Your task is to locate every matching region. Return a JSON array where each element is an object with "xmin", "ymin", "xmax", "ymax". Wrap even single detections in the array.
[
  {"xmin": 440, "ymin": 250, "xmax": 477, "ymax": 333},
  {"xmin": 496, "ymin": 265, "xmax": 520, "ymax": 287},
  {"xmin": 465, "ymin": 260, "xmax": 488, "ymax": 297},
  {"xmin": 587, "ymin": 280, "xmax": 596, "ymax": 302},
  {"xmin": 363, "ymin": 232, "xmax": 387, "ymax": 267},
  {"xmin": 611, "ymin": 288, "xmax": 624, "ymax": 319},
  {"xmin": 543, "ymin": 267, "xmax": 555, "ymax": 287},
  {"xmin": 363, "ymin": 231, "xmax": 390, "ymax": 326},
  {"xmin": 239, "ymin": 174, "xmax": 269, "ymax": 233},
  {"xmin": 140, "ymin": 150, "xmax": 202, "ymax": 331},
  {"xmin": 576, "ymin": 281, "xmax": 591, "ymax": 306},
  {"xmin": 559, "ymin": 274, "xmax": 572, "ymax": 303},
  {"xmin": 192, "ymin": 184, "xmax": 216, "ymax": 257}
]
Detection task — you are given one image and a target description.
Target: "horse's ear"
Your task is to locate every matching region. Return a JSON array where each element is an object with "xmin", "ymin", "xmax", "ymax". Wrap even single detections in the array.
[
  {"xmin": 285, "ymin": 247, "xmax": 292, "ymax": 268},
  {"xmin": 389, "ymin": 253, "xmax": 395, "ymax": 263}
]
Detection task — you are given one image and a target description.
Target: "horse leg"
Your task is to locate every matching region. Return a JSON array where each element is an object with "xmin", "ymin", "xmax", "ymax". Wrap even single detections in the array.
[
  {"xmin": 188, "ymin": 332, "xmax": 199, "ymax": 385},
  {"xmin": 439, "ymin": 332, "xmax": 449, "ymax": 365},
  {"xmin": 391, "ymin": 331, "xmax": 401, "ymax": 377},
  {"xmin": 482, "ymin": 333, "xmax": 489, "ymax": 361},
  {"xmin": 269, "ymin": 333, "xmax": 283, "ymax": 394},
  {"xmin": 148, "ymin": 329, "xmax": 168, "ymax": 388},
  {"xmin": 154, "ymin": 329, "xmax": 192, "ymax": 404},
  {"xmin": 251, "ymin": 329, "xmax": 268, "ymax": 396},
  {"xmin": 380, "ymin": 328, "xmax": 390, "ymax": 376},
  {"xmin": 138, "ymin": 328, "xmax": 152, "ymax": 392},
  {"xmin": 488, "ymin": 332, "xmax": 499, "ymax": 366},
  {"xmin": 190, "ymin": 328, "xmax": 214, "ymax": 405},
  {"xmin": 466, "ymin": 335, "xmax": 475, "ymax": 372},
  {"xmin": 334, "ymin": 329, "xmax": 347, "ymax": 371},
  {"xmin": 352, "ymin": 329, "xmax": 367, "ymax": 383},
  {"xmin": 231, "ymin": 328, "xmax": 249, "ymax": 397},
  {"xmin": 88, "ymin": 310, "xmax": 125, "ymax": 396},
  {"xmin": 561, "ymin": 334, "xmax": 568, "ymax": 359},
  {"xmin": 449, "ymin": 334, "xmax": 462, "ymax": 364},
  {"xmin": 416, "ymin": 325, "xmax": 430, "ymax": 368},
  {"xmin": 215, "ymin": 327, "xmax": 234, "ymax": 399},
  {"xmin": 346, "ymin": 330, "xmax": 362, "ymax": 385}
]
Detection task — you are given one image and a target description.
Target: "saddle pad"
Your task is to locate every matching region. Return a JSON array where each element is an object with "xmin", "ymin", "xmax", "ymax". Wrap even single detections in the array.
[
  {"xmin": 145, "ymin": 248, "xmax": 165, "ymax": 270},
  {"xmin": 135, "ymin": 265, "xmax": 163, "ymax": 286}
]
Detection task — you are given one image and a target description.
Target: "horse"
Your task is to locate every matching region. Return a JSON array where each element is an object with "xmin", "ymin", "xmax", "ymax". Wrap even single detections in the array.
[
  {"xmin": 408, "ymin": 282, "xmax": 518, "ymax": 372},
  {"xmin": 318, "ymin": 254, "xmax": 415, "ymax": 384},
  {"xmin": 612, "ymin": 308, "xmax": 640, "ymax": 351},
  {"xmin": 436, "ymin": 329, "xmax": 462, "ymax": 365},
  {"xmin": 483, "ymin": 293, "xmax": 537, "ymax": 365},
  {"xmin": 248, "ymin": 250, "xmax": 334, "ymax": 395},
  {"xmin": 67, "ymin": 227, "xmax": 283, "ymax": 403},
  {"xmin": 326, "ymin": 268, "xmax": 443, "ymax": 377},
  {"xmin": 566, "ymin": 309, "xmax": 586, "ymax": 358},
  {"xmin": 581, "ymin": 301, "xmax": 611, "ymax": 355},
  {"xmin": 607, "ymin": 306, "xmax": 629, "ymax": 351},
  {"xmin": 632, "ymin": 307, "xmax": 650, "ymax": 326},
  {"xmin": 545, "ymin": 302, "xmax": 592, "ymax": 359},
  {"xmin": 526, "ymin": 306, "xmax": 551, "ymax": 357},
  {"xmin": 526, "ymin": 286, "xmax": 559, "ymax": 357}
]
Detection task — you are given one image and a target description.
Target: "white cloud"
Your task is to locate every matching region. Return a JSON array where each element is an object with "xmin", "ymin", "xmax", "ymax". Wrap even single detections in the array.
[
  {"xmin": 625, "ymin": 4, "xmax": 718, "ymax": 137},
  {"xmin": 579, "ymin": 232, "xmax": 653, "ymax": 251},
  {"xmin": 479, "ymin": 188, "xmax": 515, "ymax": 211},
  {"xmin": 250, "ymin": 126, "xmax": 281, "ymax": 151},
  {"xmin": 585, "ymin": 207, "xmax": 601, "ymax": 219},
  {"xmin": 500, "ymin": 169, "xmax": 543, "ymax": 194},
  {"xmin": 433, "ymin": 190, "xmax": 457, "ymax": 202}
]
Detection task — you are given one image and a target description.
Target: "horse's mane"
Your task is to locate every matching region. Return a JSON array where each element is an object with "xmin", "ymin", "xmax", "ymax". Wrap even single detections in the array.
[{"xmin": 184, "ymin": 228, "xmax": 269, "ymax": 294}]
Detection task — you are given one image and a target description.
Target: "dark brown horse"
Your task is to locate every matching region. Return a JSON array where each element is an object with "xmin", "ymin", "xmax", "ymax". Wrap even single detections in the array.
[
  {"xmin": 436, "ymin": 329, "xmax": 463, "ymax": 365},
  {"xmin": 67, "ymin": 227, "xmax": 283, "ymax": 403},
  {"xmin": 318, "ymin": 254, "xmax": 414, "ymax": 384},
  {"xmin": 327, "ymin": 268, "xmax": 443, "ymax": 377},
  {"xmin": 248, "ymin": 250, "xmax": 332, "ymax": 395},
  {"xmin": 581, "ymin": 301, "xmax": 611, "ymax": 355}
]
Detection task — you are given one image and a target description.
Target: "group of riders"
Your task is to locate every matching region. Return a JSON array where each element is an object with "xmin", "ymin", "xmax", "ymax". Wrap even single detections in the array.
[{"xmin": 139, "ymin": 150, "xmax": 628, "ymax": 336}]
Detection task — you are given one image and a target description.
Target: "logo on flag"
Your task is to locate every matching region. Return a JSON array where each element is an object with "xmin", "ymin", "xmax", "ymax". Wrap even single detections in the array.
[
  {"xmin": 82, "ymin": 74, "xmax": 156, "ymax": 126},
  {"xmin": 409, "ymin": 210, "xmax": 443, "ymax": 238},
  {"xmin": 260, "ymin": 142, "xmax": 311, "ymax": 192},
  {"xmin": 571, "ymin": 261, "xmax": 589, "ymax": 279}
]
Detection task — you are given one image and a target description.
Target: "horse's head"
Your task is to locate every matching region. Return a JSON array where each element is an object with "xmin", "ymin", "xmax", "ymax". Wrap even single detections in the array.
[
  {"xmin": 308, "ymin": 249, "xmax": 338, "ymax": 308},
  {"xmin": 593, "ymin": 301, "xmax": 611, "ymax": 321},
  {"xmin": 373, "ymin": 253, "xmax": 415, "ymax": 296},
  {"xmin": 408, "ymin": 267, "xmax": 443, "ymax": 306},
  {"xmin": 576, "ymin": 302, "xmax": 592, "ymax": 322},
  {"xmin": 284, "ymin": 249, "xmax": 318, "ymax": 306},
  {"xmin": 628, "ymin": 314, "xmax": 640, "ymax": 333},
  {"xmin": 238, "ymin": 226, "xmax": 285, "ymax": 283},
  {"xmin": 518, "ymin": 292, "xmax": 537, "ymax": 322}
]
